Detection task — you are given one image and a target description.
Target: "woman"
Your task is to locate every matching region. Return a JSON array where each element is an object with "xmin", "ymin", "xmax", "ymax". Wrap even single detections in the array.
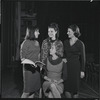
[
  {"xmin": 64, "ymin": 24, "xmax": 86, "ymax": 98},
  {"xmin": 40, "ymin": 23, "xmax": 63, "ymax": 64},
  {"xmin": 42, "ymin": 42, "xmax": 67, "ymax": 98},
  {"xmin": 20, "ymin": 26, "xmax": 41, "ymax": 98}
]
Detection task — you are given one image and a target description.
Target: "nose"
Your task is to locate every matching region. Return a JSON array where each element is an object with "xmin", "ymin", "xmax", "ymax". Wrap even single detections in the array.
[{"xmin": 38, "ymin": 31, "xmax": 40, "ymax": 35}]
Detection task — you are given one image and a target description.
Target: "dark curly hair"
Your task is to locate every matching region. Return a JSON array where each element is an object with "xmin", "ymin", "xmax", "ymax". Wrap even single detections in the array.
[{"xmin": 48, "ymin": 23, "xmax": 59, "ymax": 39}]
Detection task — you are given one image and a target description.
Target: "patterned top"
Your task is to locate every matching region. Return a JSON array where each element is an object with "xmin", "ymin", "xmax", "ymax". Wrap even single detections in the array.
[{"xmin": 40, "ymin": 38, "xmax": 63, "ymax": 63}]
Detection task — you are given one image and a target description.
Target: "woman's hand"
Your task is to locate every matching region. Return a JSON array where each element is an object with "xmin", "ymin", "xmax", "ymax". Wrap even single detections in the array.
[
  {"xmin": 62, "ymin": 58, "xmax": 67, "ymax": 63},
  {"xmin": 53, "ymin": 79, "xmax": 63, "ymax": 85},
  {"xmin": 53, "ymin": 80, "xmax": 58, "ymax": 83},
  {"xmin": 44, "ymin": 76, "xmax": 52, "ymax": 82},
  {"xmin": 57, "ymin": 79, "xmax": 63, "ymax": 84},
  {"xmin": 21, "ymin": 58, "xmax": 25, "ymax": 62},
  {"xmin": 80, "ymin": 71, "xmax": 85, "ymax": 78}
]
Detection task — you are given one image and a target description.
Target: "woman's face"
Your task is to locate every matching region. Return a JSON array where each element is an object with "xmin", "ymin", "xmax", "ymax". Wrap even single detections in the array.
[
  {"xmin": 48, "ymin": 28, "xmax": 57, "ymax": 39},
  {"xmin": 34, "ymin": 29, "xmax": 40, "ymax": 38},
  {"xmin": 67, "ymin": 28, "xmax": 75, "ymax": 38},
  {"xmin": 50, "ymin": 45, "xmax": 56, "ymax": 56}
]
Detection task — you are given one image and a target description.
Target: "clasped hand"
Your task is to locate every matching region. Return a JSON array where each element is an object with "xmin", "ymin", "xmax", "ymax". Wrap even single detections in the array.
[{"xmin": 49, "ymin": 79, "xmax": 58, "ymax": 85}]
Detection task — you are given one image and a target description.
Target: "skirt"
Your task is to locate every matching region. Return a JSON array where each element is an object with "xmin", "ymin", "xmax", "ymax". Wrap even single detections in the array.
[
  {"xmin": 23, "ymin": 64, "xmax": 41, "ymax": 93},
  {"xmin": 43, "ymin": 81, "xmax": 64, "ymax": 97}
]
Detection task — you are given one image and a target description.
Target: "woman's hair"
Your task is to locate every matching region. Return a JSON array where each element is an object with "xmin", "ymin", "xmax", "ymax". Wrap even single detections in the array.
[
  {"xmin": 24, "ymin": 26, "xmax": 39, "ymax": 40},
  {"xmin": 54, "ymin": 41, "xmax": 63, "ymax": 57},
  {"xmin": 48, "ymin": 23, "xmax": 59, "ymax": 39},
  {"xmin": 68, "ymin": 24, "xmax": 81, "ymax": 37}
]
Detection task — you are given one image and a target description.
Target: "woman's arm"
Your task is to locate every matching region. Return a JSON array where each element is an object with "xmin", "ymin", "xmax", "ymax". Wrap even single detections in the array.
[
  {"xmin": 80, "ymin": 41, "xmax": 86, "ymax": 78},
  {"xmin": 57, "ymin": 79, "xmax": 64, "ymax": 84},
  {"xmin": 40, "ymin": 39, "xmax": 48, "ymax": 63},
  {"xmin": 44, "ymin": 76, "xmax": 51, "ymax": 82},
  {"xmin": 80, "ymin": 41, "xmax": 86, "ymax": 72},
  {"xmin": 20, "ymin": 40, "xmax": 28, "ymax": 61}
]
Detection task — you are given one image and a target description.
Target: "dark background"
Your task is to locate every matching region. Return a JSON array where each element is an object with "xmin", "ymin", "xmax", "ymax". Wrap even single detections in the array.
[
  {"xmin": 36, "ymin": 1, "xmax": 100, "ymax": 55},
  {"xmin": 1, "ymin": 1, "xmax": 100, "ymax": 69}
]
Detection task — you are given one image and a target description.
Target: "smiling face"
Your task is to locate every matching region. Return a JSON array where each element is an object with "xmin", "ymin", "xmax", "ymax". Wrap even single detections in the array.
[
  {"xmin": 50, "ymin": 45, "xmax": 56, "ymax": 56},
  {"xmin": 67, "ymin": 28, "xmax": 75, "ymax": 38},
  {"xmin": 34, "ymin": 29, "xmax": 40, "ymax": 38},
  {"xmin": 48, "ymin": 28, "xmax": 57, "ymax": 40}
]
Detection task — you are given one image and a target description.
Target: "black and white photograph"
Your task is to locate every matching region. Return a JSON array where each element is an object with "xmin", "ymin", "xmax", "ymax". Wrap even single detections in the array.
[{"xmin": 1, "ymin": 0, "xmax": 100, "ymax": 99}]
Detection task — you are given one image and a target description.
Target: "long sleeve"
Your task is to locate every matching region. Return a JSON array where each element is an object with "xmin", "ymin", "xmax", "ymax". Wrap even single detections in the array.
[
  {"xmin": 20, "ymin": 40, "xmax": 28, "ymax": 60},
  {"xmin": 40, "ymin": 39, "xmax": 49, "ymax": 63},
  {"xmin": 80, "ymin": 41, "xmax": 86, "ymax": 72}
]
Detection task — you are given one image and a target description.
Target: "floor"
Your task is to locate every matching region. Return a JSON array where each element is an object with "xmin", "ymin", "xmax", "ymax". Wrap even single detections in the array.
[{"xmin": 1, "ymin": 64, "xmax": 100, "ymax": 98}]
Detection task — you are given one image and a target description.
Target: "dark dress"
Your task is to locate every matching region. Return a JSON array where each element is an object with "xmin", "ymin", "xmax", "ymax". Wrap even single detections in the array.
[{"xmin": 64, "ymin": 39, "xmax": 85, "ymax": 94}]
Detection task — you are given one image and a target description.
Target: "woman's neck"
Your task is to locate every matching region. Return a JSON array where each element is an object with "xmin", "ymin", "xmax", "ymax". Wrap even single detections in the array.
[
  {"xmin": 51, "ymin": 37, "xmax": 56, "ymax": 41},
  {"xmin": 70, "ymin": 36, "xmax": 78, "ymax": 42}
]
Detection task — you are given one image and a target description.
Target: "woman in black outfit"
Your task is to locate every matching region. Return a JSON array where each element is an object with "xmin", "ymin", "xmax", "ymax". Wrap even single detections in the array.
[{"xmin": 64, "ymin": 24, "xmax": 86, "ymax": 98}]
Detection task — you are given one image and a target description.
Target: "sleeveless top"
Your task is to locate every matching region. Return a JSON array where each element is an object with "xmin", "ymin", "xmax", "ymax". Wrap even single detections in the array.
[{"xmin": 47, "ymin": 58, "xmax": 63, "ymax": 81}]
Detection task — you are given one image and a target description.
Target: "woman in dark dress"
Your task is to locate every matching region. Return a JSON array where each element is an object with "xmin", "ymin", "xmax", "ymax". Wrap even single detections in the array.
[
  {"xmin": 64, "ymin": 24, "xmax": 86, "ymax": 98},
  {"xmin": 20, "ymin": 26, "xmax": 41, "ymax": 98}
]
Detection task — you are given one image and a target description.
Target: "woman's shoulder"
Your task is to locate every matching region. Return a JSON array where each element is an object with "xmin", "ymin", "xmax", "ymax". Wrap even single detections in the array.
[
  {"xmin": 77, "ymin": 39, "xmax": 85, "ymax": 46},
  {"xmin": 21, "ymin": 40, "xmax": 30, "ymax": 46},
  {"xmin": 31, "ymin": 40, "xmax": 39, "ymax": 47},
  {"xmin": 56, "ymin": 39, "xmax": 62, "ymax": 42},
  {"xmin": 56, "ymin": 39, "xmax": 63, "ymax": 45},
  {"xmin": 23, "ymin": 40, "xmax": 31, "ymax": 43},
  {"xmin": 43, "ymin": 37, "xmax": 49, "ymax": 42},
  {"xmin": 42, "ymin": 38, "xmax": 49, "ymax": 44}
]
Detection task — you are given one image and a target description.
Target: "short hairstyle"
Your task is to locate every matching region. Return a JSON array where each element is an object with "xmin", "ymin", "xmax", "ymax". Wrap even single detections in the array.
[
  {"xmin": 24, "ymin": 26, "xmax": 39, "ymax": 40},
  {"xmin": 54, "ymin": 41, "xmax": 63, "ymax": 57},
  {"xmin": 68, "ymin": 24, "xmax": 81, "ymax": 37},
  {"xmin": 48, "ymin": 23, "xmax": 59, "ymax": 39}
]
